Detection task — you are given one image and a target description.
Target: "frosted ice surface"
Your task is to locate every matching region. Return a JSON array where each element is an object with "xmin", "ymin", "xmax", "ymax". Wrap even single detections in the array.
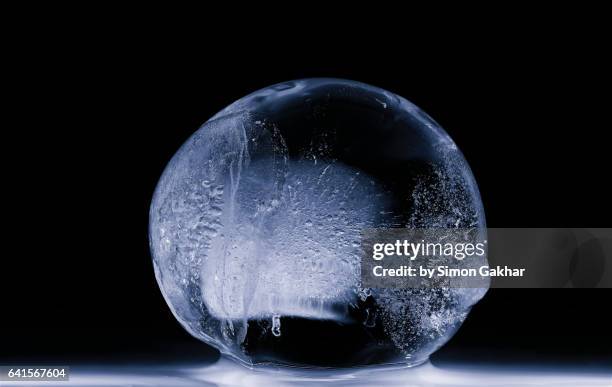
[{"xmin": 150, "ymin": 79, "xmax": 488, "ymax": 368}]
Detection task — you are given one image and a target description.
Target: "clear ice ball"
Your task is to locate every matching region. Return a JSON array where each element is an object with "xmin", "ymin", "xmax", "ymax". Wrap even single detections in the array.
[{"xmin": 149, "ymin": 79, "xmax": 487, "ymax": 368}]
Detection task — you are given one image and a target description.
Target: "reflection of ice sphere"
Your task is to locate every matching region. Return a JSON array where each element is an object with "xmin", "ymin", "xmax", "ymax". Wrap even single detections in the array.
[{"xmin": 150, "ymin": 79, "xmax": 487, "ymax": 368}]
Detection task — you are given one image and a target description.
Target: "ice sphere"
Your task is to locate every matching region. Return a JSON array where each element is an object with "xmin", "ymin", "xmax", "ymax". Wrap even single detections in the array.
[{"xmin": 149, "ymin": 79, "xmax": 487, "ymax": 368}]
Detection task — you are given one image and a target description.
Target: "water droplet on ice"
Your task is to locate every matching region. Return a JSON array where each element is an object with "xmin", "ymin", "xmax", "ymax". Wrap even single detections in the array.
[{"xmin": 272, "ymin": 314, "xmax": 281, "ymax": 337}]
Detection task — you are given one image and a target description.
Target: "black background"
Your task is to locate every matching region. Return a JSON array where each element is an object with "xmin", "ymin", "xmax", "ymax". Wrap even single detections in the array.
[{"xmin": 3, "ymin": 18, "xmax": 611, "ymax": 370}]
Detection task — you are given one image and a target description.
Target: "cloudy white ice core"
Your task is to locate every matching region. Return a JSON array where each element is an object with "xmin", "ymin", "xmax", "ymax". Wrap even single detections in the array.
[{"xmin": 201, "ymin": 159, "xmax": 389, "ymax": 320}]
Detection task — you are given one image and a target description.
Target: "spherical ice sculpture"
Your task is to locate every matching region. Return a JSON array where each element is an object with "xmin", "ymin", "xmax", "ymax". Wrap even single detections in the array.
[{"xmin": 149, "ymin": 79, "xmax": 487, "ymax": 368}]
